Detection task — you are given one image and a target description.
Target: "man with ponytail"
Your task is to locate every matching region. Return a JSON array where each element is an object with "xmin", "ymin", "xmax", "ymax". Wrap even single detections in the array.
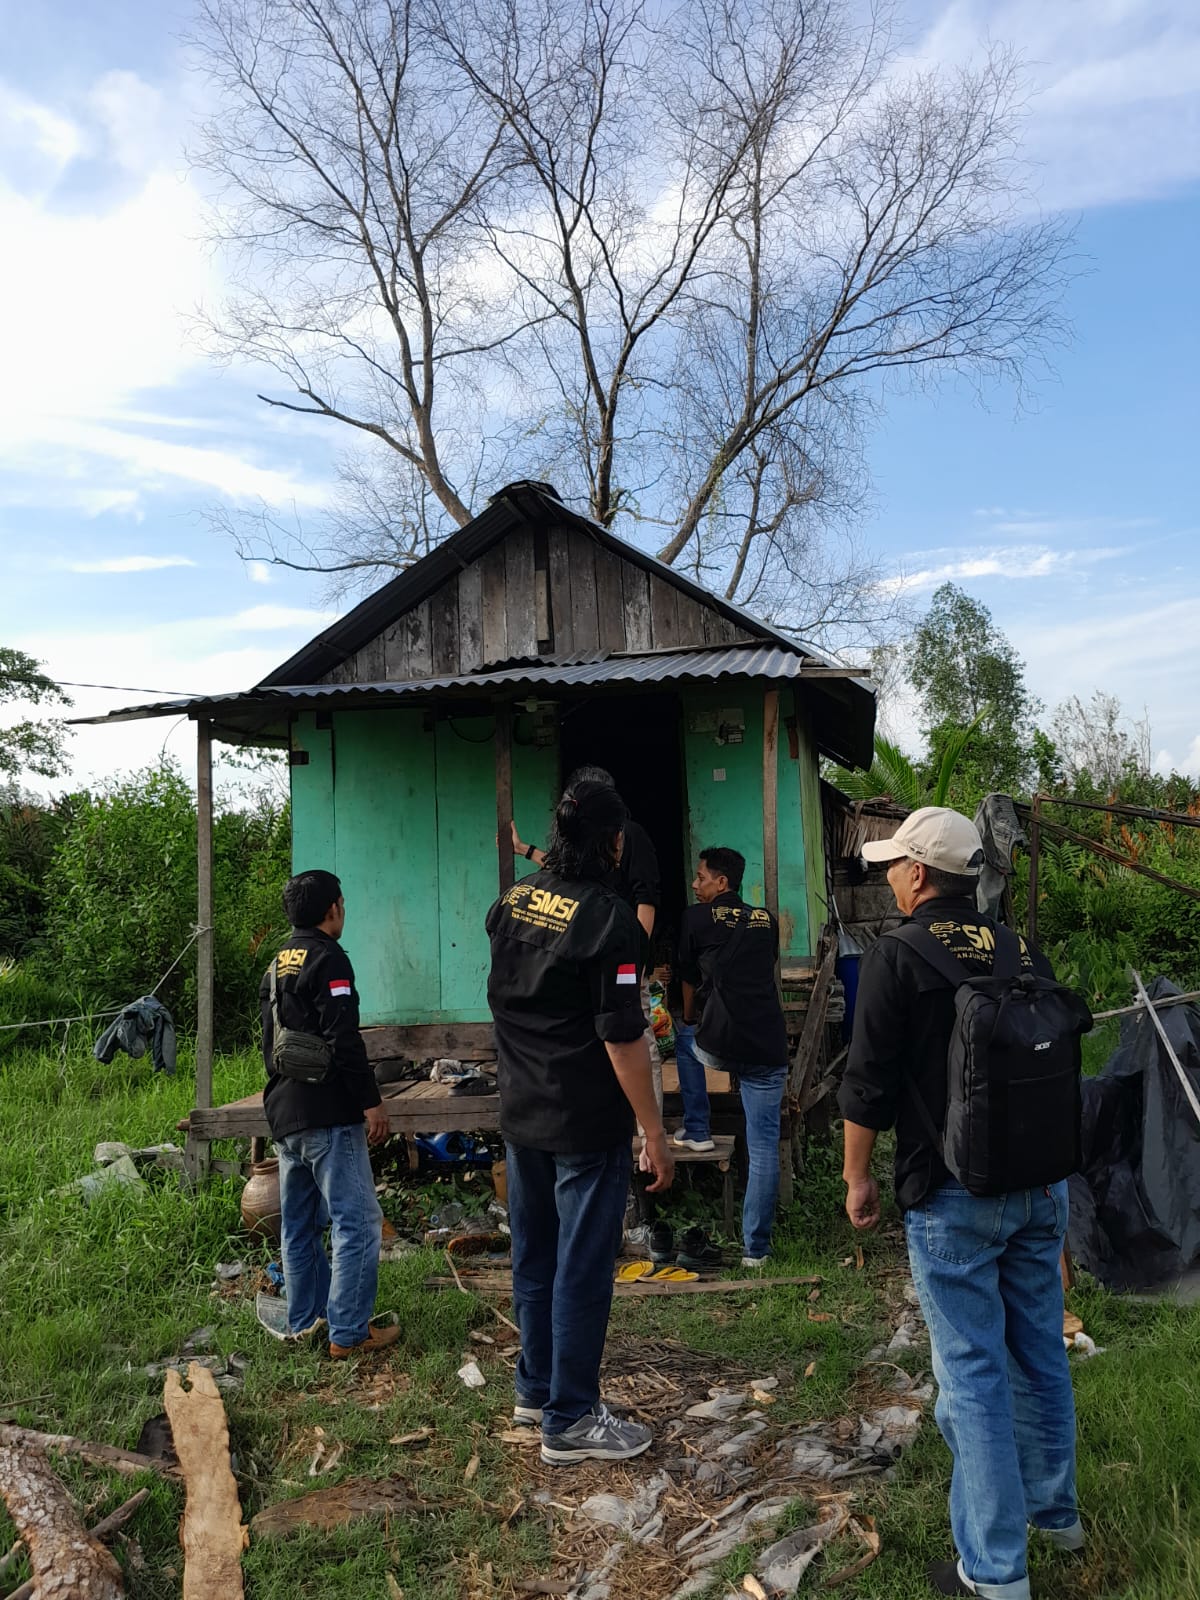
[{"xmin": 487, "ymin": 780, "xmax": 675, "ymax": 1465}]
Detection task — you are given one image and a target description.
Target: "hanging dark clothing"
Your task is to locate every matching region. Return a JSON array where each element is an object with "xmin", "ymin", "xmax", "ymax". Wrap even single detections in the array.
[{"xmin": 94, "ymin": 995, "xmax": 177, "ymax": 1076}]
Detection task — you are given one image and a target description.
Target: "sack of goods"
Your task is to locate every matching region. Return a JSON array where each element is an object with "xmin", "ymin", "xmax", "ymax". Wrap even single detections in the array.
[{"xmin": 648, "ymin": 981, "xmax": 676, "ymax": 1055}]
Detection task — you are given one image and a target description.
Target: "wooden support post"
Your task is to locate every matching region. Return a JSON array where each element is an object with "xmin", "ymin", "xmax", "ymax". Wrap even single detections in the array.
[
  {"xmin": 762, "ymin": 690, "xmax": 787, "ymax": 1195},
  {"xmin": 762, "ymin": 688, "xmax": 780, "ymax": 916},
  {"xmin": 494, "ymin": 700, "xmax": 514, "ymax": 894},
  {"xmin": 1027, "ymin": 792, "xmax": 1041, "ymax": 946},
  {"xmin": 187, "ymin": 718, "xmax": 215, "ymax": 1187}
]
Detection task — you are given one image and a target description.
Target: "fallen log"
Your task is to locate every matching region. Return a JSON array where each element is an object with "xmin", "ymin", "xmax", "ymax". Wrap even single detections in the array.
[
  {"xmin": 6, "ymin": 1488, "xmax": 150, "ymax": 1600},
  {"xmin": 0, "ymin": 1440, "xmax": 126, "ymax": 1599},
  {"xmin": 162, "ymin": 1363, "xmax": 247, "ymax": 1600},
  {"xmin": 251, "ymin": 1476, "xmax": 415, "ymax": 1540},
  {"xmin": 0, "ymin": 1423, "xmax": 179, "ymax": 1481}
]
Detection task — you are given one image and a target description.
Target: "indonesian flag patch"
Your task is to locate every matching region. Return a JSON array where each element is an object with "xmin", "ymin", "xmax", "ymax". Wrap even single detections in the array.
[
  {"xmin": 328, "ymin": 979, "xmax": 352, "ymax": 998},
  {"xmin": 616, "ymin": 964, "xmax": 637, "ymax": 985}
]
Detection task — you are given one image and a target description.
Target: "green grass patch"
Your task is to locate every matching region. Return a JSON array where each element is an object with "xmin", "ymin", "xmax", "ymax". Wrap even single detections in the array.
[{"xmin": 1, "ymin": 1041, "xmax": 1197, "ymax": 1597}]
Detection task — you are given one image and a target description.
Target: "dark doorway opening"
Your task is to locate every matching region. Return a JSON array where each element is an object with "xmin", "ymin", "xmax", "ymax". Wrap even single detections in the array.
[{"xmin": 557, "ymin": 691, "xmax": 689, "ymax": 960}]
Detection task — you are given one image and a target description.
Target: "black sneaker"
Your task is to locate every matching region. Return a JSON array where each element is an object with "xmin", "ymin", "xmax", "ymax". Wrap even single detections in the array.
[
  {"xmin": 676, "ymin": 1227, "xmax": 723, "ymax": 1272},
  {"xmin": 649, "ymin": 1222, "xmax": 675, "ymax": 1264},
  {"xmin": 926, "ymin": 1559, "xmax": 975, "ymax": 1596},
  {"xmin": 541, "ymin": 1404, "xmax": 653, "ymax": 1464}
]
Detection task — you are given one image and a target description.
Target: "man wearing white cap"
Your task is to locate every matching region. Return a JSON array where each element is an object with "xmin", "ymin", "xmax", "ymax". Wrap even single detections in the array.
[{"xmin": 839, "ymin": 807, "xmax": 1084, "ymax": 1600}]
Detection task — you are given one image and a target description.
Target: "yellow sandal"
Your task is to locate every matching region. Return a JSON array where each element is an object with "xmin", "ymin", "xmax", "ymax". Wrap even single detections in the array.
[{"xmin": 616, "ymin": 1260, "xmax": 655, "ymax": 1282}]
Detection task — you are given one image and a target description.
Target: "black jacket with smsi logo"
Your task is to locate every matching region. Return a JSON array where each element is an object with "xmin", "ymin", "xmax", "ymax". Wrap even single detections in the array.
[
  {"xmin": 486, "ymin": 868, "xmax": 647, "ymax": 1152},
  {"xmin": 259, "ymin": 926, "xmax": 381, "ymax": 1140},
  {"xmin": 676, "ymin": 892, "xmax": 788, "ymax": 1071},
  {"xmin": 838, "ymin": 896, "xmax": 1053, "ymax": 1210}
]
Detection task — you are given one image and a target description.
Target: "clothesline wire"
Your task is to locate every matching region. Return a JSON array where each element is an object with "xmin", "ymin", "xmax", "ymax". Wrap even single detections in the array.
[{"xmin": 0, "ymin": 925, "xmax": 213, "ymax": 1033}]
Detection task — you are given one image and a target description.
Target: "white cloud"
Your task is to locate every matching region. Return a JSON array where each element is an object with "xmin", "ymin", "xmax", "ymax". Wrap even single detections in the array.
[
  {"xmin": 6, "ymin": 609, "xmax": 340, "ymax": 794},
  {"xmin": 66, "ymin": 555, "xmax": 197, "ymax": 574},
  {"xmin": 880, "ymin": 541, "xmax": 1126, "ymax": 596},
  {"xmin": 248, "ymin": 561, "xmax": 272, "ymax": 585},
  {"xmin": 37, "ymin": 422, "xmax": 329, "ymax": 506},
  {"xmin": 0, "ymin": 72, "xmax": 332, "ymax": 514},
  {"xmin": 0, "ymin": 83, "xmax": 84, "ymax": 169},
  {"xmin": 208, "ymin": 604, "xmax": 339, "ymax": 633},
  {"xmin": 87, "ymin": 69, "xmax": 170, "ymax": 172},
  {"xmin": 911, "ymin": 1, "xmax": 1200, "ymax": 210}
]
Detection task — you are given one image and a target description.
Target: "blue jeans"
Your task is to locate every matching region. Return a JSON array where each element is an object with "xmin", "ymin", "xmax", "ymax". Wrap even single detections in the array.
[
  {"xmin": 904, "ymin": 1180, "xmax": 1080, "ymax": 1600},
  {"xmin": 677, "ymin": 1025, "xmax": 786, "ymax": 1258},
  {"xmin": 506, "ymin": 1140, "xmax": 632, "ymax": 1436},
  {"xmin": 275, "ymin": 1123, "xmax": 383, "ymax": 1348}
]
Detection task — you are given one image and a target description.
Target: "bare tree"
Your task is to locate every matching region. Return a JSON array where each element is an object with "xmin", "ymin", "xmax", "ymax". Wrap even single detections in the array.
[
  {"xmin": 1050, "ymin": 692, "xmax": 1153, "ymax": 792},
  {"xmin": 192, "ymin": 0, "xmax": 1070, "ymax": 641}
]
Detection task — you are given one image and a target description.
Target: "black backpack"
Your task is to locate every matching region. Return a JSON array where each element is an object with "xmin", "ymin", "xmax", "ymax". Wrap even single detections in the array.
[{"xmin": 887, "ymin": 923, "xmax": 1092, "ymax": 1196}]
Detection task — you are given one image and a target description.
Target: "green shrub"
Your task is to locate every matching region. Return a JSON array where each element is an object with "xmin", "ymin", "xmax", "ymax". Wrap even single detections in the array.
[
  {"xmin": 39, "ymin": 761, "xmax": 290, "ymax": 1051},
  {"xmin": 0, "ymin": 959, "xmax": 86, "ymax": 1057}
]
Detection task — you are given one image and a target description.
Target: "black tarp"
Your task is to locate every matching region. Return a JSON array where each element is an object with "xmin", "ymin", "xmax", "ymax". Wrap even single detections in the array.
[{"xmin": 1068, "ymin": 978, "xmax": 1200, "ymax": 1291}]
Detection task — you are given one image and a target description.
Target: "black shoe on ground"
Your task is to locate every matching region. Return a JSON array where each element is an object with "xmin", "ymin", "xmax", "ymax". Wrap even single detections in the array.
[
  {"xmin": 926, "ymin": 1559, "xmax": 975, "ymax": 1596},
  {"xmin": 676, "ymin": 1227, "xmax": 723, "ymax": 1272},
  {"xmin": 649, "ymin": 1222, "xmax": 674, "ymax": 1265}
]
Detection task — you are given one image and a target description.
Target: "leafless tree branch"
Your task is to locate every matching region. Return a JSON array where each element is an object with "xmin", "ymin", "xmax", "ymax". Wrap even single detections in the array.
[{"xmin": 192, "ymin": 0, "xmax": 1071, "ymax": 640}]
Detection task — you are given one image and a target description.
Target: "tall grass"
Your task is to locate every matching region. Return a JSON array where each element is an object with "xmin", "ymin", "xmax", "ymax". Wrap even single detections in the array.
[{"xmin": 1, "ymin": 1039, "xmax": 1198, "ymax": 1597}]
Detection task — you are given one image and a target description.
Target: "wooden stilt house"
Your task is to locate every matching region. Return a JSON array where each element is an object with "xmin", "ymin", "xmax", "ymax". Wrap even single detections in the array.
[{"xmin": 88, "ymin": 480, "xmax": 875, "ymax": 1179}]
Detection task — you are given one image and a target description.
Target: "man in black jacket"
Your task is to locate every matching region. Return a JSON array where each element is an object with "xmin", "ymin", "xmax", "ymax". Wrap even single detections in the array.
[
  {"xmin": 260, "ymin": 870, "xmax": 397, "ymax": 1357},
  {"xmin": 839, "ymin": 808, "xmax": 1081, "ymax": 1599},
  {"xmin": 488, "ymin": 780, "xmax": 673, "ymax": 1465},
  {"xmin": 675, "ymin": 846, "xmax": 789, "ymax": 1266},
  {"xmin": 510, "ymin": 764, "xmax": 664, "ymax": 1106}
]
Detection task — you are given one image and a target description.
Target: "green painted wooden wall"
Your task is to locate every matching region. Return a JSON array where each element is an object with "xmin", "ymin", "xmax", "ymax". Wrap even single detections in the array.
[
  {"xmin": 290, "ymin": 686, "xmax": 824, "ymax": 1023},
  {"xmin": 679, "ymin": 685, "xmax": 818, "ymax": 961},
  {"xmin": 290, "ymin": 708, "xmax": 557, "ymax": 1024}
]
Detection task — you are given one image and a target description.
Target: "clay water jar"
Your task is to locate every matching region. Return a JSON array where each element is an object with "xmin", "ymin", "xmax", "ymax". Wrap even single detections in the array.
[{"xmin": 241, "ymin": 1158, "xmax": 282, "ymax": 1243}]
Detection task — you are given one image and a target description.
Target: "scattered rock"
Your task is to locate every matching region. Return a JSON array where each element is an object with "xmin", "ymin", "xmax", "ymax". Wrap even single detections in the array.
[{"xmin": 94, "ymin": 1141, "xmax": 134, "ymax": 1165}]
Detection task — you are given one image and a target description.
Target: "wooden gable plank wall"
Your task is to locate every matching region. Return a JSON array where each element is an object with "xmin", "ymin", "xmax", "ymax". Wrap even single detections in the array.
[
  {"xmin": 621, "ymin": 561, "xmax": 652, "ymax": 651},
  {"xmin": 594, "ymin": 543, "xmax": 627, "ymax": 654},
  {"xmin": 504, "ymin": 528, "xmax": 538, "ymax": 659},
  {"xmin": 321, "ymin": 522, "xmax": 759, "ymax": 684},
  {"xmin": 567, "ymin": 527, "xmax": 600, "ymax": 653}
]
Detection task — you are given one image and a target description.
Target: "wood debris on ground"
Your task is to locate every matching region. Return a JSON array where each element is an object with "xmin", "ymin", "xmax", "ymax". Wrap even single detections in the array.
[
  {"xmin": 251, "ymin": 1476, "xmax": 418, "ymax": 1540},
  {"xmin": 0, "ymin": 1439, "xmax": 128, "ymax": 1599},
  {"xmin": 162, "ymin": 1361, "xmax": 247, "ymax": 1599},
  {"xmin": 485, "ymin": 1301, "xmax": 929, "ymax": 1600}
]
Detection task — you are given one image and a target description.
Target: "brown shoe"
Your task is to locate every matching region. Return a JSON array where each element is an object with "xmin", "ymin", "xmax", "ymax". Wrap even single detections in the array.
[{"xmin": 329, "ymin": 1321, "xmax": 401, "ymax": 1359}]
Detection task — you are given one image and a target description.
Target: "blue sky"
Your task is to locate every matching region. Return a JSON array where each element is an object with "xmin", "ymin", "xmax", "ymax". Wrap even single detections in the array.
[{"xmin": 1, "ymin": 0, "xmax": 1198, "ymax": 789}]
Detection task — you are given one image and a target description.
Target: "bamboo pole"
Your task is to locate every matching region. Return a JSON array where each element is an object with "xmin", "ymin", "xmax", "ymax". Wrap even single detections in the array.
[
  {"xmin": 762, "ymin": 688, "xmax": 780, "ymax": 917},
  {"xmin": 1027, "ymin": 814, "xmax": 1200, "ymax": 904},
  {"xmin": 1027, "ymin": 793, "xmax": 1041, "ymax": 945},
  {"xmin": 1131, "ymin": 969, "xmax": 1200, "ymax": 1132},
  {"xmin": 1030, "ymin": 793, "xmax": 1200, "ymax": 830},
  {"xmin": 1091, "ymin": 989, "xmax": 1200, "ymax": 1023},
  {"xmin": 494, "ymin": 701, "xmax": 514, "ymax": 895},
  {"xmin": 189, "ymin": 718, "xmax": 215, "ymax": 1186}
]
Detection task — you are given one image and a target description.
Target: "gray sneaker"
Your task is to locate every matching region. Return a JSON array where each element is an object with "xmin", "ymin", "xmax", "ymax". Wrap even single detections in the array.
[
  {"xmin": 541, "ymin": 1403, "xmax": 653, "ymax": 1464},
  {"xmin": 512, "ymin": 1403, "xmax": 543, "ymax": 1428}
]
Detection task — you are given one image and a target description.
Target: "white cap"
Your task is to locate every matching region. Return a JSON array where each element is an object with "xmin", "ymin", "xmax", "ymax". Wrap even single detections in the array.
[{"xmin": 860, "ymin": 806, "xmax": 985, "ymax": 876}]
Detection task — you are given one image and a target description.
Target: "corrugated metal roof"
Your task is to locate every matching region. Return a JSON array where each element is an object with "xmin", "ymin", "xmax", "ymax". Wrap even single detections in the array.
[
  {"xmin": 74, "ymin": 642, "xmax": 874, "ymax": 767},
  {"xmin": 78, "ymin": 646, "xmax": 833, "ymax": 721}
]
